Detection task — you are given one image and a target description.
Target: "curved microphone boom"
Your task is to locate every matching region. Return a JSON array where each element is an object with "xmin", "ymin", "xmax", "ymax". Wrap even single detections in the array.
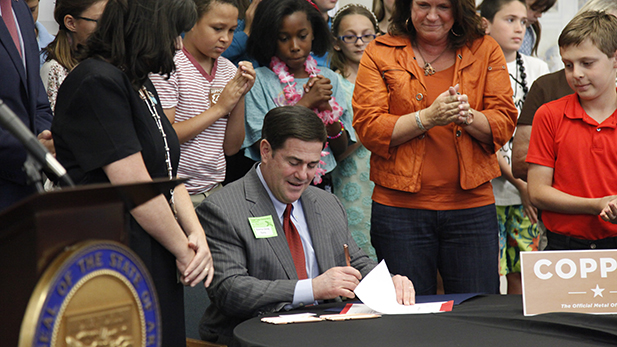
[{"xmin": 0, "ymin": 99, "xmax": 74, "ymax": 187}]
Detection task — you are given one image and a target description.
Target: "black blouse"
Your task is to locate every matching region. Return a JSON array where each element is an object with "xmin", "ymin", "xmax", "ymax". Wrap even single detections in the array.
[{"xmin": 53, "ymin": 58, "xmax": 180, "ymax": 190}]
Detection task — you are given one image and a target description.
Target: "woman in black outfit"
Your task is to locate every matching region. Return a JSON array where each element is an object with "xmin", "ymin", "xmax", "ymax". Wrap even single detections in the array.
[{"xmin": 51, "ymin": 0, "xmax": 213, "ymax": 344}]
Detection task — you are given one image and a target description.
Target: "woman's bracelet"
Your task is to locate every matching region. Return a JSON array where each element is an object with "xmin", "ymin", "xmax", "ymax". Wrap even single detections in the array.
[
  {"xmin": 415, "ymin": 111, "xmax": 427, "ymax": 132},
  {"xmin": 327, "ymin": 120, "xmax": 345, "ymax": 140}
]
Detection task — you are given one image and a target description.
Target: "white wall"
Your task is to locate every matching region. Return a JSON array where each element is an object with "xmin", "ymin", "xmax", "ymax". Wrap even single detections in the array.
[
  {"xmin": 531, "ymin": 0, "xmax": 581, "ymax": 71},
  {"xmin": 39, "ymin": 0, "xmax": 58, "ymax": 34},
  {"xmin": 339, "ymin": 0, "xmax": 373, "ymax": 7},
  {"xmin": 38, "ymin": 0, "xmax": 584, "ymax": 70}
]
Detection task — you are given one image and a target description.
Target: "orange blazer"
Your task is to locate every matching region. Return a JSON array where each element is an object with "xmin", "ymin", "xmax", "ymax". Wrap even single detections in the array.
[{"xmin": 352, "ymin": 34, "xmax": 517, "ymax": 193}]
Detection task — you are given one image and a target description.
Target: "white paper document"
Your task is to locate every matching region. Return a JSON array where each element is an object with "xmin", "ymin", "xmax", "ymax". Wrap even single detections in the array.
[{"xmin": 354, "ymin": 260, "xmax": 452, "ymax": 314}]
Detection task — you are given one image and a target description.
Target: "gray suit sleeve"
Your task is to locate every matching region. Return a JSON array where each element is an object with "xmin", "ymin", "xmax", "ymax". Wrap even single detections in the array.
[{"xmin": 197, "ymin": 198, "xmax": 297, "ymax": 319}]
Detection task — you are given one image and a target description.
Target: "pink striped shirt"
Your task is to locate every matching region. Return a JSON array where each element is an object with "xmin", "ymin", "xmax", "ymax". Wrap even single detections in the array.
[{"xmin": 151, "ymin": 49, "xmax": 236, "ymax": 194}]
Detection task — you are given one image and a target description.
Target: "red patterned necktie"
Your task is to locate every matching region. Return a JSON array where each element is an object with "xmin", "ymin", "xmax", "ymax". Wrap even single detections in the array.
[
  {"xmin": 1, "ymin": 0, "xmax": 22, "ymax": 57},
  {"xmin": 283, "ymin": 204, "xmax": 308, "ymax": 280}
]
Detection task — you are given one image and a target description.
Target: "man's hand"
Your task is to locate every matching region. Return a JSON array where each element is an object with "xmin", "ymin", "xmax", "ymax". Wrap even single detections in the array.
[
  {"xmin": 312, "ymin": 266, "xmax": 361, "ymax": 300},
  {"xmin": 392, "ymin": 275, "xmax": 415, "ymax": 305},
  {"xmin": 37, "ymin": 130, "xmax": 55, "ymax": 156}
]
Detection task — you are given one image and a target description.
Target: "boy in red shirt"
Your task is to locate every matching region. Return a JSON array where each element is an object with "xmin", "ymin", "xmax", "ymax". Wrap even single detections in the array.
[{"xmin": 526, "ymin": 11, "xmax": 617, "ymax": 250}]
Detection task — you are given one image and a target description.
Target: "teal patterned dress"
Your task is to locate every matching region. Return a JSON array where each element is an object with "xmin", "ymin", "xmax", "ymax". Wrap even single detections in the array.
[{"xmin": 331, "ymin": 76, "xmax": 377, "ymax": 261}]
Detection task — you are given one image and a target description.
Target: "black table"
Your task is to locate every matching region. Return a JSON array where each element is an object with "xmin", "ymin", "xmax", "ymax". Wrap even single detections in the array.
[{"xmin": 234, "ymin": 295, "xmax": 617, "ymax": 346}]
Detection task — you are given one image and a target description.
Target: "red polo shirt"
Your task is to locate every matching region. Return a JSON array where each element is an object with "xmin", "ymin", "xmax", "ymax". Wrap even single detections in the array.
[{"xmin": 527, "ymin": 93, "xmax": 617, "ymax": 240}]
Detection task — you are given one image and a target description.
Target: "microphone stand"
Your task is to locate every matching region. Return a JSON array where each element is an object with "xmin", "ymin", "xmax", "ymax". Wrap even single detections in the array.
[
  {"xmin": 0, "ymin": 99, "xmax": 74, "ymax": 189},
  {"xmin": 23, "ymin": 154, "xmax": 45, "ymax": 193}
]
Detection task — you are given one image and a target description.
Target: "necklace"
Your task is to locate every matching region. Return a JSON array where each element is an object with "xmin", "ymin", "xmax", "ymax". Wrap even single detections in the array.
[
  {"xmin": 270, "ymin": 55, "xmax": 343, "ymax": 124},
  {"xmin": 139, "ymin": 86, "xmax": 177, "ymax": 216},
  {"xmin": 515, "ymin": 51, "xmax": 528, "ymax": 102},
  {"xmin": 509, "ymin": 52, "xmax": 529, "ymax": 108},
  {"xmin": 415, "ymin": 45, "xmax": 449, "ymax": 76},
  {"xmin": 270, "ymin": 55, "xmax": 344, "ymax": 184}
]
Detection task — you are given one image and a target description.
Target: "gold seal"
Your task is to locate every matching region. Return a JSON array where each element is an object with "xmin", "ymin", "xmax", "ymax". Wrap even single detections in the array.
[{"xmin": 19, "ymin": 241, "xmax": 161, "ymax": 347}]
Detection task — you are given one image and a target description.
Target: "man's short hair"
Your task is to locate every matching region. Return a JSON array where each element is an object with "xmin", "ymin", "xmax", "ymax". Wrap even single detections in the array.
[
  {"xmin": 262, "ymin": 106, "xmax": 327, "ymax": 152},
  {"xmin": 559, "ymin": 10, "xmax": 617, "ymax": 57}
]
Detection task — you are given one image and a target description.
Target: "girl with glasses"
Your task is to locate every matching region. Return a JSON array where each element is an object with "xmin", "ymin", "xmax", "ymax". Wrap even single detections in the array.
[
  {"xmin": 329, "ymin": 4, "xmax": 380, "ymax": 261},
  {"xmin": 330, "ymin": 4, "xmax": 378, "ymax": 84}
]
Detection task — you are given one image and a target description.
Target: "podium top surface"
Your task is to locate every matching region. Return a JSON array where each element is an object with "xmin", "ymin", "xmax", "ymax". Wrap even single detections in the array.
[{"xmin": 0, "ymin": 178, "xmax": 186, "ymax": 228}]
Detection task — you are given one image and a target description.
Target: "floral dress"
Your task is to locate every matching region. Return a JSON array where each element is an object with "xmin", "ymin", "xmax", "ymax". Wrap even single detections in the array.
[
  {"xmin": 331, "ymin": 76, "xmax": 376, "ymax": 261},
  {"xmin": 40, "ymin": 59, "xmax": 69, "ymax": 111}
]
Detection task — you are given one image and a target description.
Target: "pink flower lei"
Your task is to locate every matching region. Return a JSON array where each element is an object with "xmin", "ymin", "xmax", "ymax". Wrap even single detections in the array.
[{"xmin": 270, "ymin": 55, "xmax": 343, "ymax": 184}]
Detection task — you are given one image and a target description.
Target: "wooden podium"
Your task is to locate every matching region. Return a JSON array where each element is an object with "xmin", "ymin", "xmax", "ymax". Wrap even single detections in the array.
[{"xmin": 0, "ymin": 179, "xmax": 181, "ymax": 347}]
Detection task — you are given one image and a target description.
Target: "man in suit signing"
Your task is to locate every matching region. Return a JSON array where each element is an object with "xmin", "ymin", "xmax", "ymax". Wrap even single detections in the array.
[{"xmin": 196, "ymin": 106, "xmax": 415, "ymax": 345}]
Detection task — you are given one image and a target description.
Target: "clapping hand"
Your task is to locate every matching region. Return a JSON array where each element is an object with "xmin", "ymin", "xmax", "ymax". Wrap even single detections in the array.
[{"xmin": 424, "ymin": 85, "xmax": 471, "ymax": 127}]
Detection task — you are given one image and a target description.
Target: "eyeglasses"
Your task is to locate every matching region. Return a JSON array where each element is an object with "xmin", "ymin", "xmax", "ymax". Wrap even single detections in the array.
[
  {"xmin": 75, "ymin": 16, "xmax": 99, "ymax": 23},
  {"xmin": 338, "ymin": 34, "xmax": 376, "ymax": 44}
]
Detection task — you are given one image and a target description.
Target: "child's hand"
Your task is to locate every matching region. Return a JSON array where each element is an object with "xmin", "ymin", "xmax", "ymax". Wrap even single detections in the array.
[
  {"xmin": 237, "ymin": 61, "xmax": 256, "ymax": 95},
  {"xmin": 244, "ymin": 0, "xmax": 261, "ymax": 35},
  {"xmin": 600, "ymin": 196, "xmax": 617, "ymax": 224},
  {"xmin": 518, "ymin": 183, "xmax": 538, "ymax": 225},
  {"xmin": 298, "ymin": 75, "xmax": 332, "ymax": 110},
  {"xmin": 215, "ymin": 62, "xmax": 255, "ymax": 114}
]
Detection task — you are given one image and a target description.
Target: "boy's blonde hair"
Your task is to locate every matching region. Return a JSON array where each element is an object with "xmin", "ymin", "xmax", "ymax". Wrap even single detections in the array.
[{"xmin": 558, "ymin": 11, "xmax": 617, "ymax": 58}]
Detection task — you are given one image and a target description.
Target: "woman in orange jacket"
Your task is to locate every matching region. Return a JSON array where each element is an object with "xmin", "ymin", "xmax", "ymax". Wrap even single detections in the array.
[{"xmin": 352, "ymin": 0, "xmax": 517, "ymax": 295}]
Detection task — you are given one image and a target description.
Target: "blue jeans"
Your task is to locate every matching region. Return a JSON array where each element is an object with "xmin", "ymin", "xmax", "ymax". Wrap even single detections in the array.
[{"xmin": 371, "ymin": 202, "xmax": 500, "ymax": 295}]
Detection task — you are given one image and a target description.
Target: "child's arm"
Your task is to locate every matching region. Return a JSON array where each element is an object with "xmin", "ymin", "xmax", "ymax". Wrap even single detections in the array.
[
  {"xmin": 335, "ymin": 142, "xmax": 362, "ymax": 162},
  {"xmin": 512, "ymin": 125, "xmax": 532, "ymax": 181},
  {"xmin": 498, "ymin": 153, "xmax": 537, "ymax": 224},
  {"xmin": 223, "ymin": 62, "xmax": 255, "ymax": 155},
  {"xmin": 223, "ymin": 97, "xmax": 246, "ymax": 156},
  {"xmin": 166, "ymin": 62, "xmax": 255, "ymax": 144},
  {"xmin": 326, "ymin": 120, "xmax": 349, "ymax": 159},
  {"xmin": 243, "ymin": 0, "xmax": 261, "ymax": 37},
  {"xmin": 528, "ymin": 164, "xmax": 616, "ymax": 216}
]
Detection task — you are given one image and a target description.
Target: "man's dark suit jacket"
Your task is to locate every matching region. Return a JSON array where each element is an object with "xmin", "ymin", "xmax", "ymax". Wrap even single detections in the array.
[
  {"xmin": 0, "ymin": 0, "xmax": 53, "ymax": 211},
  {"xmin": 196, "ymin": 166, "xmax": 376, "ymax": 344}
]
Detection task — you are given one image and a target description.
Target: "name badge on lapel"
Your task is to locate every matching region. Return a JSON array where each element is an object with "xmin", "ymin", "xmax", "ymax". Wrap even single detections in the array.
[{"xmin": 249, "ymin": 215, "xmax": 278, "ymax": 238}]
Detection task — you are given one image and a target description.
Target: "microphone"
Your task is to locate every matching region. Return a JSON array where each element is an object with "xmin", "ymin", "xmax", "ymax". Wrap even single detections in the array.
[{"xmin": 0, "ymin": 99, "xmax": 74, "ymax": 187}]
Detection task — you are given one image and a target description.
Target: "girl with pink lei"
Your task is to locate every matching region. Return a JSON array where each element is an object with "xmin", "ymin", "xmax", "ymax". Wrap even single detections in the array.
[
  {"xmin": 241, "ymin": 0, "xmax": 354, "ymax": 190},
  {"xmin": 151, "ymin": 0, "xmax": 255, "ymax": 206}
]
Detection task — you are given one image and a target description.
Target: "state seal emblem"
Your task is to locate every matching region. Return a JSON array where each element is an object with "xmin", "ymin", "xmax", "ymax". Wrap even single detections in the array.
[{"xmin": 19, "ymin": 240, "xmax": 161, "ymax": 347}]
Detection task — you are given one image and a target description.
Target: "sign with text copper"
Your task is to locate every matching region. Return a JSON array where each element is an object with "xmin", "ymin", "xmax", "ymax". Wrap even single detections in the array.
[{"xmin": 521, "ymin": 250, "xmax": 617, "ymax": 316}]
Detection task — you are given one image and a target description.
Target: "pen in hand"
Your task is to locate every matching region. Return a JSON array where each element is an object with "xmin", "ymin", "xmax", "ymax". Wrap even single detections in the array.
[{"xmin": 344, "ymin": 244, "xmax": 351, "ymax": 267}]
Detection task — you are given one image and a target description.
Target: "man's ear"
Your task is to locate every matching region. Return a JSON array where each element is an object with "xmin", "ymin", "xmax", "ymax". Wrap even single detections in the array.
[
  {"xmin": 260, "ymin": 139, "xmax": 272, "ymax": 162},
  {"xmin": 481, "ymin": 17, "xmax": 491, "ymax": 35},
  {"xmin": 64, "ymin": 14, "xmax": 77, "ymax": 32},
  {"xmin": 612, "ymin": 50, "xmax": 617, "ymax": 69}
]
